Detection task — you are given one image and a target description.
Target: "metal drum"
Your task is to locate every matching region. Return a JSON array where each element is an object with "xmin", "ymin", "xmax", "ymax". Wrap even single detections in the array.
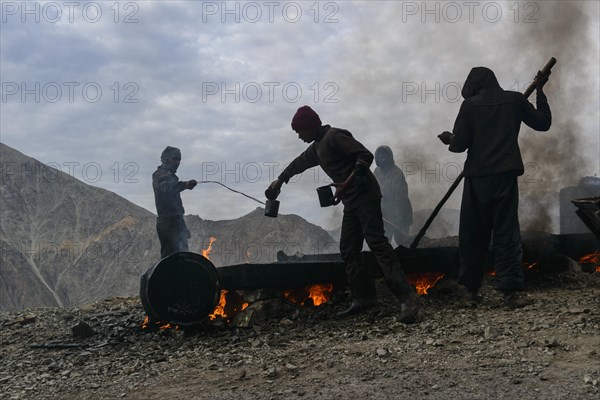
[{"xmin": 140, "ymin": 252, "xmax": 221, "ymax": 326}]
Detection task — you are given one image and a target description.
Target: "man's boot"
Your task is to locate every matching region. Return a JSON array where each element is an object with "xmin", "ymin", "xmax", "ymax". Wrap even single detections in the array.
[
  {"xmin": 384, "ymin": 267, "xmax": 421, "ymax": 323},
  {"xmin": 336, "ymin": 280, "xmax": 380, "ymax": 318},
  {"xmin": 454, "ymin": 284, "xmax": 483, "ymax": 307},
  {"xmin": 398, "ymin": 290, "xmax": 420, "ymax": 323}
]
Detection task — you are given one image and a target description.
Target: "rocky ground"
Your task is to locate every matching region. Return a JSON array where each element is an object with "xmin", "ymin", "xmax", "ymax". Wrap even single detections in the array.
[{"xmin": 1, "ymin": 269, "xmax": 599, "ymax": 400}]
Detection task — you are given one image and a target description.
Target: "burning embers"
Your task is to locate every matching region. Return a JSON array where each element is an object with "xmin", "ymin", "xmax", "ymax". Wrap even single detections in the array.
[
  {"xmin": 283, "ymin": 283, "xmax": 333, "ymax": 306},
  {"xmin": 208, "ymin": 290, "xmax": 249, "ymax": 321},
  {"xmin": 141, "ymin": 276, "xmax": 448, "ymax": 330},
  {"xmin": 140, "ymin": 316, "xmax": 179, "ymax": 331},
  {"xmin": 578, "ymin": 251, "xmax": 600, "ymax": 272},
  {"xmin": 204, "ymin": 284, "xmax": 333, "ymax": 324},
  {"xmin": 206, "ymin": 274, "xmax": 449, "ymax": 323},
  {"xmin": 178, "ymin": 275, "xmax": 447, "ymax": 326},
  {"xmin": 407, "ymin": 273, "xmax": 445, "ymax": 295},
  {"xmin": 485, "ymin": 251, "xmax": 600, "ymax": 276}
]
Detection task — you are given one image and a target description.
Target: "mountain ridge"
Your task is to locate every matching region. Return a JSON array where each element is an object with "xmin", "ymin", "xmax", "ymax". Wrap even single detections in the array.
[{"xmin": 0, "ymin": 143, "xmax": 336, "ymax": 312}]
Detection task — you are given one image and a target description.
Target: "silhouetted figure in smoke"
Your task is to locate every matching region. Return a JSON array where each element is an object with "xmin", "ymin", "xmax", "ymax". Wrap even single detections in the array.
[
  {"xmin": 373, "ymin": 145, "xmax": 413, "ymax": 247},
  {"xmin": 267, "ymin": 106, "xmax": 420, "ymax": 322},
  {"xmin": 439, "ymin": 67, "xmax": 551, "ymax": 308},
  {"xmin": 153, "ymin": 146, "xmax": 197, "ymax": 258}
]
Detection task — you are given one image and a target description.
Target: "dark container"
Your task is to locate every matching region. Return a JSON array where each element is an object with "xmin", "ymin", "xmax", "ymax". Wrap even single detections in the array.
[
  {"xmin": 559, "ymin": 177, "xmax": 600, "ymax": 234},
  {"xmin": 264, "ymin": 199, "xmax": 280, "ymax": 218},
  {"xmin": 317, "ymin": 185, "xmax": 335, "ymax": 207},
  {"xmin": 140, "ymin": 252, "xmax": 221, "ymax": 326},
  {"xmin": 571, "ymin": 197, "xmax": 600, "ymax": 240}
]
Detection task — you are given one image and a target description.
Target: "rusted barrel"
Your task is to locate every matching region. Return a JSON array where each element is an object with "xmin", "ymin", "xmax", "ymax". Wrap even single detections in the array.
[{"xmin": 140, "ymin": 252, "xmax": 221, "ymax": 326}]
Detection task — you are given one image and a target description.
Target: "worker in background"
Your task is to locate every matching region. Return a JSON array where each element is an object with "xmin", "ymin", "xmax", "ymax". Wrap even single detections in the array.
[{"xmin": 373, "ymin": 145, "xmax": 413, "ymax": 247}]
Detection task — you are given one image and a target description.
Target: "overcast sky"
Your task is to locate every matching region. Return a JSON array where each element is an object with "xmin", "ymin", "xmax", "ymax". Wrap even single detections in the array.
[{"xmin": 2, "ymin": 0, "xmax": 599, "ymax": 231}]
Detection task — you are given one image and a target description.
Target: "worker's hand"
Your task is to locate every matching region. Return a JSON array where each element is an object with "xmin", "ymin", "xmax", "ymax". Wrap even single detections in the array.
[
  {"xmin": 330, "ymin": 181, "xmax": 349, "ymax": 205},
  {"xmin": 438, "ymin": 131, "xmax": 454, "ymax": 145},
  {"xmin": 187, "ymin": 180, "xmax": 198, "ymax": 190},
  {"xmin": 535, "ymin": 69, "xmax": 551, "ymax": 92},
  {"xmin": 266, "ymin": 179, "xmax": 282, "ymax": 200}
]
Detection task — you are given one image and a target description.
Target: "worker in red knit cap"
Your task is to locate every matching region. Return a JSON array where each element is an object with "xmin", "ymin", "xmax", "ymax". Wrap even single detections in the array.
[{"xmin": 267, "ymin": 106, "xmax": 420, "ymax": 322}]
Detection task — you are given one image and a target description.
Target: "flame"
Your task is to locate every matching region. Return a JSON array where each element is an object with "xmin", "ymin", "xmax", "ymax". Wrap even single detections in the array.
[
  {"xmin": 407, "ymin": 272, "xmax": 445, "ymax": 296},
  {"xmin": 307, "ymin": 283, "xmax": 333, "ymax": 306},
  {"xmin": 208, "ymin": 290, "xmax": 249, "ymax": 322},
  {"xmin": 578, "ymin": 251, "xmax": 600, "ymax": 272},
  {"xmin": 208, "ymin": 290, "xmax": 228, "ymax": 320},
  {"xmin": 140, "ymin": 315, "xmax": 179, "ymax": 331},
  {"xmin": 202, "ymin": 237, "xmax": 217, "ymax": 259},
  {"xmin": 283, "ymin": 283, "xmax": 333, "ymax": 307}
]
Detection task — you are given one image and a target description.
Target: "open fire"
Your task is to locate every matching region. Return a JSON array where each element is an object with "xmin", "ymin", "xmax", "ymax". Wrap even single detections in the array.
[
  {"xmin": 201, "ymin": 238, "xmax": 337, "ymax": 321},
  {"xmin": 142, "ymin": 248, "xmax": 600, "ymax": 329},
  {"xmin": 283, "ymin": 283, "xmax": 333, "ymax": 306},
  {"xmin": 208, "ymin": 273, "xmax": 452, "ymax": 323},
  {"xmin": 142, "ymin": 228, "xmax": 600, "ymax": 330},
  {"xmin": 208, "ymin": 290, "xmax": 249, "ymax": 321},
  {"xmin": 407, "ymin": 272, "xmax": 445, "ymax": 295},
  {"xmin": 141, "ymin": 250, "xmax": 455, "ymax": 328}
]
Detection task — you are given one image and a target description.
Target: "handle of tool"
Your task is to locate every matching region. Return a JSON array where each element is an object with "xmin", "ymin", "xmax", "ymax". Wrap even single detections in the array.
[
  {"xmin": 409, "ymin": 172, "xmax": 464, "ymax": 249},
  {"xmin": 198, "ymin": 180, "xmax": 266, "ymax": 205},
  {"xmin": 523, "ymin": 57, "xmax": 556, "ymax": 98}
]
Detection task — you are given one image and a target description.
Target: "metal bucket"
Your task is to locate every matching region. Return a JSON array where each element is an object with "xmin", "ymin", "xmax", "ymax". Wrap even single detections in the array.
[
  {"xmin": 264, "ymin": 188, "xmax": 280, "ymax": 218},
  {"xmin": 317, "ymin": 185, "xmax": 335, "ymax": 207},
  {"xmin": 140, "ymin": 252, "xmax": 221, "ymax": 326},
  {"xmin": 264, "ymin": 199, "xmax": 280, "ymax": 218}
]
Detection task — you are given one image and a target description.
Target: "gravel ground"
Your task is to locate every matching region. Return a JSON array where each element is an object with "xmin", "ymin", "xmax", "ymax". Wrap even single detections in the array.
[{"xmin": 1, "ymin": 270, "xmax": 599, "ymax": 400}]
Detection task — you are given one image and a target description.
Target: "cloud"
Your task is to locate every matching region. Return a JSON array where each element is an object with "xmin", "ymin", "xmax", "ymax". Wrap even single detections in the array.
[{"xmin": 1, "ymin": 1, "xmax": 598, "ymax": 233}]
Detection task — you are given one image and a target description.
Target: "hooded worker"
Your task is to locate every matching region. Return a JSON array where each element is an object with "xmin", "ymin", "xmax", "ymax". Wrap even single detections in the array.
[
  {"xmin": 439, "ymin": 66, "xmax": 552, "ymax": 308},
  {"xmin": 153, "ymin": 146, "xmax": 197, "ymax": 258},
  {"xmin": 373, "ymin": 145, "xmax": 413, "ymax": 246}
]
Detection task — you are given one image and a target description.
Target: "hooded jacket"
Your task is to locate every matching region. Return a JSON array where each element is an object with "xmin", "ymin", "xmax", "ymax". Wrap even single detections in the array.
[
  {"xmin": 449, "ymin": 67, "xmax": 552, "ymax": 177},
  {"xmin": 373, "ymin": 146, "xmax": 413, "ymax": 231}
]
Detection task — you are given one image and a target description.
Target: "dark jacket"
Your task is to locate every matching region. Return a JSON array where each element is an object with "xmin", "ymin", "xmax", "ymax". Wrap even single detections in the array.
[
  {"xmin": 449, "ymin": 67, "xmax": 552, "ymax": 177},
  {"xmin": 153, "ymin": 165, "xmax": 188, "ymax": 216},
  {"xmin": 278, "ymin": 125, "xmax": 382, "ymax": 210}
]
